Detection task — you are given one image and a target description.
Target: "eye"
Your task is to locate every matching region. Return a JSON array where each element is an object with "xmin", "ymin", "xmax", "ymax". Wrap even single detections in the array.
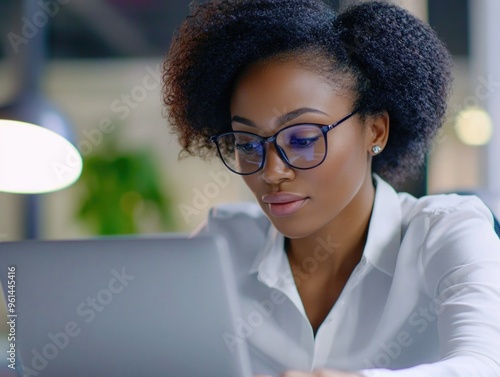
[
  {"xmin": 288, "ymin": 135, "xmax": 321, "ymax": 149},
  {"xmin": 235, "ymin": 141, "xmax": 262, "ymax": 154}
]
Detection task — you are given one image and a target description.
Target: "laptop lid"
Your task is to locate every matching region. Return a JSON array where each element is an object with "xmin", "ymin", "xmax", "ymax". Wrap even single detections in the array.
[{"xmin": 0, "ymin": 235, "xmax": 253, "ymax": 377}]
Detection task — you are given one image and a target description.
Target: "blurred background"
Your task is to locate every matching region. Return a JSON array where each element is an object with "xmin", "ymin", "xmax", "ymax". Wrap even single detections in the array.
[{"xmin": 0, "ymin": 0, "xmax": 499, "ymax": 241}]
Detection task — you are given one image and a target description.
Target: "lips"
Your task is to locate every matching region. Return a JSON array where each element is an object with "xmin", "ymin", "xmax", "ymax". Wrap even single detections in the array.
[{"xmin": 262, "ymin": 193, "xmax": 309, "ymax": 217}]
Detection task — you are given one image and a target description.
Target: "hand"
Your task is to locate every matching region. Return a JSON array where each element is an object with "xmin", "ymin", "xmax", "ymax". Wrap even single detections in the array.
[{"xmin": 256, "ymin": 370, "xmax": 364, "ymax": 377}]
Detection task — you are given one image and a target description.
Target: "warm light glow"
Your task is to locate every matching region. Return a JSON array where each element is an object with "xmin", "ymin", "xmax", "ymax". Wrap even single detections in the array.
[
  {"xmin": 455, "ymin": 107, "xmax": 494, "ymax": 146},
  {"xmin": 0, "ymin": 119, "xmax": 82, "ymax": 194}
]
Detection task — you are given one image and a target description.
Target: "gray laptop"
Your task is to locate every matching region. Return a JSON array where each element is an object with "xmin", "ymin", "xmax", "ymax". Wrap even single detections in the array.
[{"xmin": 0, "ymin": 235, "xmax": 253, "ymax": 377}]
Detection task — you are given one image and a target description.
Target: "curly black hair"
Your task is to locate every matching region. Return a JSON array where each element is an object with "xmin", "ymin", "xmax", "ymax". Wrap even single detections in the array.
[{"xmin": 163, "ymin": 0, "xmax": 453, "ymax": 186}]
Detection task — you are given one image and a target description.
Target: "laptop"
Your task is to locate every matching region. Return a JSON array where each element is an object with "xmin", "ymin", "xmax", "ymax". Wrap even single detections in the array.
[{"xmin": 0, "ymin": 235, "xmax": 253, "ymax": 377}]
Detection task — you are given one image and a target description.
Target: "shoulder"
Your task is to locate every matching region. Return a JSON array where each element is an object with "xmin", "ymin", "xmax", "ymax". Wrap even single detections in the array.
[
  {"xmin": 208, "ymin": 201, "xmax": 266, "ymax": 220},
  {"xmin": 194, "ymin": 201, "xmax": 271, "ymax": 250},
  {"xmin": 399, "ymin": 191, "xmax": 494, "ymax": 225},
  {"xmin": 398, "ymin": 191, "xmax": 500, "ymax": 294},
  {"xmin": 374, "ymin": 175, "xmax": 496, "ymax": 248},
  {"xmin": 192, "ymin": 202, "xmax": 272, "ymax": 274},
  {"xmin": 206, "ymin": 202, "xmax": 269, "ymax": 232},
  {"xmin": 398, "ymin": 191, "xmax": 496, "ymax": 239}
]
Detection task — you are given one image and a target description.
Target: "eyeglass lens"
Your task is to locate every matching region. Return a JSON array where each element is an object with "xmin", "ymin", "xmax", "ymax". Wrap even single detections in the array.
[{"xmin": 219, "ymin": 124, "xmax": 326, "ymax": 174}]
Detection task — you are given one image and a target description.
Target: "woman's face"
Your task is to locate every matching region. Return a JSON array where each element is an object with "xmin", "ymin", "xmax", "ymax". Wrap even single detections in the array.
[{"xmin": 230, "ymin": 58, "xmax": 385, "ymax": 239}]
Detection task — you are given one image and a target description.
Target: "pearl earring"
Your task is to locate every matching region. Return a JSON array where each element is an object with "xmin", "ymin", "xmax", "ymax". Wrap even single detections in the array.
[{"xmin": 372, "ymin": 146, "xmax": 382, "ymax": 155}]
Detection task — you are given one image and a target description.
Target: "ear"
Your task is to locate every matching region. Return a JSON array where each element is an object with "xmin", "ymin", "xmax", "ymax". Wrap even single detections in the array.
[{"xmin": 365, "ymin": 111, "xmax": 389, "ymax": 155}]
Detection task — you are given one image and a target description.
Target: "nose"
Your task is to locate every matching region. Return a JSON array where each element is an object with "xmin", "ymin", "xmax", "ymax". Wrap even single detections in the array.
[{"xmin": 260, "ymin": 144, "xmax": 295, "ymax": 185}]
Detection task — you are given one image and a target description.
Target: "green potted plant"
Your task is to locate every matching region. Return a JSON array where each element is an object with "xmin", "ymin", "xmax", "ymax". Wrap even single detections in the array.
[{"xmin": 75, "ymin": 128, "xmax": 176, "ymax": 235}]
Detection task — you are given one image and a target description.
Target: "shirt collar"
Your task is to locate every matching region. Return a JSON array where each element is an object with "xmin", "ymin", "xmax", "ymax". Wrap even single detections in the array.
[
  {"xmin": 249, "ymin": 224, "xmax": 286, "ymax": 286},
  {"xmin": 249, "ymin": 174, "xmax": 403, "ymax": 283}
]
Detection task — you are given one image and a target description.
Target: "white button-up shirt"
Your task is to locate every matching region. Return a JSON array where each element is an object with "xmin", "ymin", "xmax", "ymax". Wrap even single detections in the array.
[{"xmin": 196, "ymin": 175, "xmax": 500, "ymax": 376}]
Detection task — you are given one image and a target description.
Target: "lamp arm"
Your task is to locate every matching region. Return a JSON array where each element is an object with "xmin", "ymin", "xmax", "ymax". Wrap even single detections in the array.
[{"xmin": 7, "ymin": 0, "xmax": 48, "ymax": 97}]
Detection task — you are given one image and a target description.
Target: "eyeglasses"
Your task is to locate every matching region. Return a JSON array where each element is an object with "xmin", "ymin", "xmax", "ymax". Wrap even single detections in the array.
[{"xmin": 210, "ymin": 109, "xmax": 359, "ymax": 175}]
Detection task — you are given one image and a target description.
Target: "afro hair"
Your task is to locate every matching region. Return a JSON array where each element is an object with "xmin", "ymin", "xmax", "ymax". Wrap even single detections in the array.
[{"xmin": 163, "ymin": 0, "xmax": 453, "ymax": 186}]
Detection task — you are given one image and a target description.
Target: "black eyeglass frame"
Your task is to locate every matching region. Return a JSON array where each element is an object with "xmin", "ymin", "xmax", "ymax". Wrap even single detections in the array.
[{"xmin": 210, "ymin": 109, "xmax": 360, "ymax": 176}]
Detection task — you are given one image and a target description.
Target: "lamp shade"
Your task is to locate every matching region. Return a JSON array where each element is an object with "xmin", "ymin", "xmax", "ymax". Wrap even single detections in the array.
[{"xmin": 0, "ymin": 119, "xmax": 82, "ymax": 194}]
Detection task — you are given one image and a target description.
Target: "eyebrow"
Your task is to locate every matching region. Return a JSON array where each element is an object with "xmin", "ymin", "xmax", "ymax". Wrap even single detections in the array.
[{"xmin": 231, "ymin": 107, "xmax": 329, "ymax": 128}]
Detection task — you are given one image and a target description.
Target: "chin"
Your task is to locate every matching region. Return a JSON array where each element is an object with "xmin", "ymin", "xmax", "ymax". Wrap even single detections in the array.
[{"xmin": 267, "ymin": 215, "xmax": 318, "ymax": 240}]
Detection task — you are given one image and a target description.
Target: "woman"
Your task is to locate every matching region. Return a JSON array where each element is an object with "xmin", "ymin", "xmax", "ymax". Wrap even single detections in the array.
[{"xmin": 163, "ymin": 1, "xmax": 500, "ymax": 376}]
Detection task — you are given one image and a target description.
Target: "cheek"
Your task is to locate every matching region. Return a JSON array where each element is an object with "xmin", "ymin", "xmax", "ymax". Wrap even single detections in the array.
[
  {"xmin": 242, "ymin": 175, "xmax": 271, "ymax": 213},
  {"xmin": 309, "ymin": 131, "xmax": 368, "ymax": 185},
  {"xmin": 242, "ymin": 175, "xmax": 261, "ymax": 195},
  {"xmin": 298, "ymin": 135, "xmax": 369, "ymax": 214}
]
